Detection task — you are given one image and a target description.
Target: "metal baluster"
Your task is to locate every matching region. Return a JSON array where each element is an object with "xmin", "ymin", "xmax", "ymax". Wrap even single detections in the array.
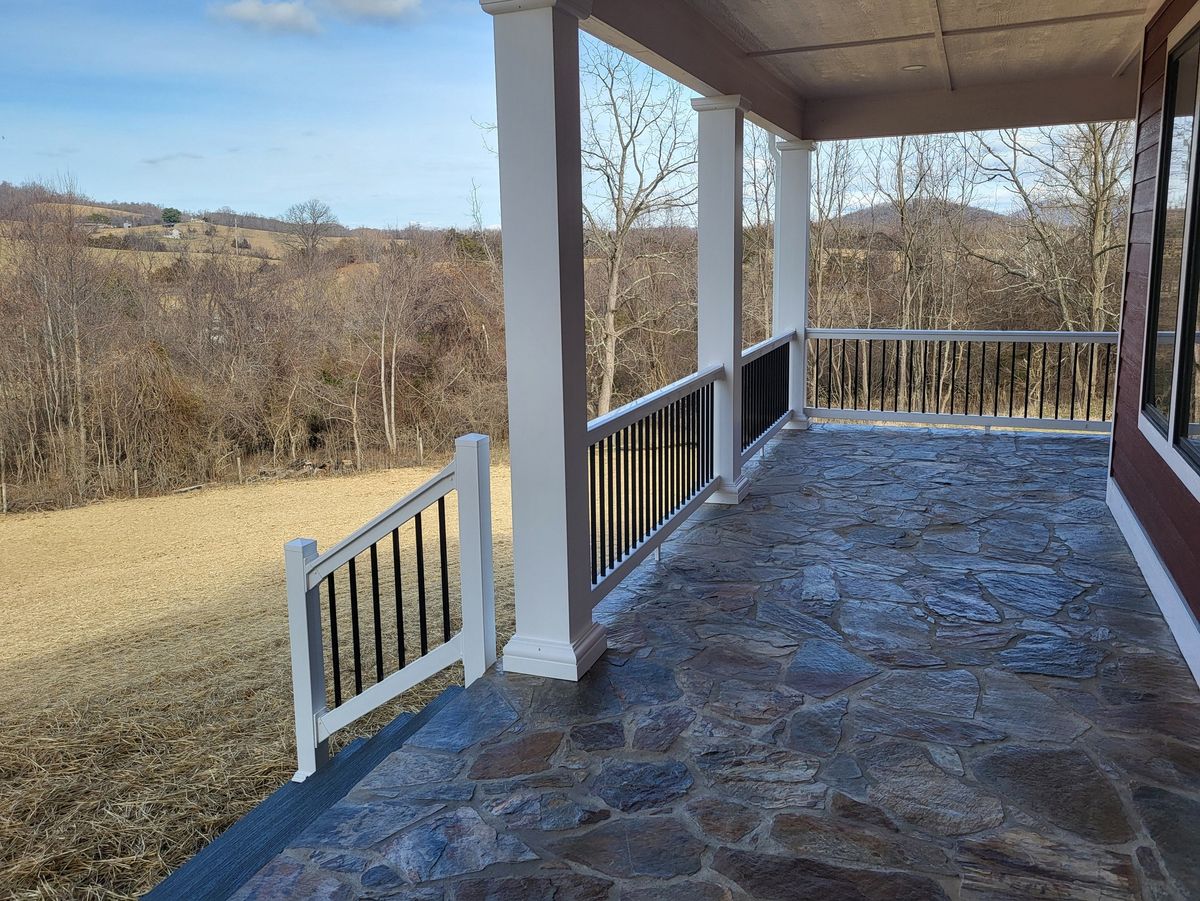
[
  {"xmin": 866, "ymin": 340, "xmax": 874, "ymax": 410},
  {"xmin": 326, "ymin": 573, "xmax": 342, "ymax": 707},
  {"xmin": 1039, "ymin": 343, "xmax": 1047, "ymax": 419},
  {"xmin": 978, "ymin": 341, "xmax": 987, "ymax": 416},
  {"xmin": 1008, "ymin": 342, "xmax": 1016, "ymax": 418},
  {"xmin": 1085, "ymin": 343, "xmax": 1096, "ymax": 422},
  {"xmin": 1053, "ymin": 343, "xmax": 1064, "ymax": 419},
  {"xmin": 1102, "ymin": 344, "xmax": 1113, "ymax": 421},
  {"xmin": 392, "ymin": 528, "xmax": 405, "ymax": 668},
  {"xmin": 950, "ymin": 340, "xmax": 958, "ymax": 415},
  {"xmin": 604, "ymin": 431, "xmax": 614, "ymax": 571},
  {"xmin": 438, "ymin": 496, "xmax": 451, "ymax": 643},
  {"xmin": 992, "ymin": 341, "xmax": 1001, "ymax": 417},
  {"xmin": 1068, "ymin": 344, "xmax": 1079, "ymax": 420},
  {"xmin": 931, "ymin": 340, "xmax": 940, "ymax": 415},
  {"xmin": 369, "ymin": 542, "xmax": 383, "ymax": 682},
  {"xmin": 906, "ymin": 340, "xmax": 914, "ymax": 412},
  {"xmin": 415, "ymin": 512, "xmax": 428, "ymax": 656},
  {"xmin": 1024, "ymin": 343, "xmax": 1033, "ymax": 418},
  {"xmin": 965, "ymin": 342, "xmax": 973, "ymax": 415},
  {"xmin": 893, "ymin": 338, "xmax": 901, "ymax": 412},
  {"xmin": 348, "ymin": 556, "xmax": 362, "ymax": 695},
  {"xmin": 589, "ymin": 443, "xmax": 598, "ymax": 584}
]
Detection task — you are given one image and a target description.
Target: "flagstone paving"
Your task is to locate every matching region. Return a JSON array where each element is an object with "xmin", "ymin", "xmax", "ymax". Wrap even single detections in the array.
[{"xmin": 233, "ymin": 425, "xmax": 1200, "ymax": 899}]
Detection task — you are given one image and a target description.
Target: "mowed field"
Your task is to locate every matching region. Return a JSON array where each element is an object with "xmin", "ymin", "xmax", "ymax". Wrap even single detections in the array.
[{"xmin": 0, "ymin": 466, "xmax": 516, "ymax": 899}]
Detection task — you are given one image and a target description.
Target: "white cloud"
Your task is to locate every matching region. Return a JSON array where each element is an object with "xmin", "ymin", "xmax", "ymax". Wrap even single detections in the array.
[
  {"xmin": 215, "ymin": 0, "xmax": 320, "ymax": 34},
  {"xmin": 324, "ymin": 0, "xmax": 422, "ymax": 21}
]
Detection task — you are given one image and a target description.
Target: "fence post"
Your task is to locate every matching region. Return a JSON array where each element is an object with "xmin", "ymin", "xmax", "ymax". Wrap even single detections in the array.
[
  {"xmin": 285, "ymin": 537, "xmax": 328, "ymax": 781},
  {"xmin": 455, "ymin": 434, "xmax": 496, "ymax": 683}
]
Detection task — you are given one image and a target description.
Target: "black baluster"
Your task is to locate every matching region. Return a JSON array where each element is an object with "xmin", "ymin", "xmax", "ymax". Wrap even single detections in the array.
[
  {"xmin": 589, "ymin": 442, "xmax": 597, "ymax": 584},
  {"xmin": 326, "ymin": 573, "xmax": 342, "ymax": 707},
  {"xmin": 370, "ymin": 542, "xmax": 383, "ymax": 682},
  {"xmin": 992, "ymin": 341, "xmax": 1001, "ymax": 417},
  {"xmin": 348, "ymin": 556, "xmax": 362, "ymax": 695},
  {"xmin": 392, "ymin": 528, "xmax": 405, "ymax": 669},
  {"xmin": 1008, "ymin": 342, "xmax": 1016, "ymax": 418},
  {"xmin": 415, "ymin": 512, "xmax": 428, "ymax": 656},
  {"xmin": 1102, "ymin": 344, "xmax": 1113, "ymax": 420},
  {"xmin": 438, "ymin": 496, "xmax": 451, "ymax": 643},
  {"xmin": 1068, "ymin": 344, "xmax": 1079, "ymax": 420},
  {"xmin": 1053, "ymin": 343, "xmax": 1064, "ymax": 419}
]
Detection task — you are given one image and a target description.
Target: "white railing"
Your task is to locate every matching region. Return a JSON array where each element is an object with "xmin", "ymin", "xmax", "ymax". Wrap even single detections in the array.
[
  {"xmin": 805, "ymin": 328, "xmax": 1119, "ymax": 432},
  {"xmin": 586, "ymin": 366, "xmax": 723, "ymax": 602},
  {"xmin": 285, "ymin": 434, "xmax": 496, "ymax": 781}
]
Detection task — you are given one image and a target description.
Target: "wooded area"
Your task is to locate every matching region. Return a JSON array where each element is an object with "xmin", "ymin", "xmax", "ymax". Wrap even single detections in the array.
[{"xmin": 0, "ymin": 44, "xmax": 1132, "ymax": 511}]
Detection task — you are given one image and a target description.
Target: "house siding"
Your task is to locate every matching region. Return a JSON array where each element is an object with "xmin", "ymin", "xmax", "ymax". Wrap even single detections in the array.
[{"xmin": 1112, "ymin": 0, "xmax": 1200, "ymax": 614}]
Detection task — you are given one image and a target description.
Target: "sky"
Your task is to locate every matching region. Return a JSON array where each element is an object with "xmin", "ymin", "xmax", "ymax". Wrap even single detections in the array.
[{"xmin": 0, "ymin": 0, "xmax": 501, "ymax": 228}]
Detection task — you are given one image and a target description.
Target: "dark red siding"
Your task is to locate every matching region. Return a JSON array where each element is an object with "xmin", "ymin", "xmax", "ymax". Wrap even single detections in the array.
[{"xmin": 1112, "ymin": 0, "xmax": 1200, "ymax": 614}]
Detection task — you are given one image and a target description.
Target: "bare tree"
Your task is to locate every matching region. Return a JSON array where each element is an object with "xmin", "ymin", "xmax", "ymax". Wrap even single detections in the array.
[
  {"xmin": 743, "ymin": 124, "xmax": 775, "ymax": 344},
  {"xmin": 965, "ymin": 124, "xmax": 1133, "ymax": 331},
  {"xmin": 282, "ymin": 198, "xmax": 339, "ymax": 259},
  {"xmin": 580, "ymin": 37, "xmax": 697, "ymax": 415}
]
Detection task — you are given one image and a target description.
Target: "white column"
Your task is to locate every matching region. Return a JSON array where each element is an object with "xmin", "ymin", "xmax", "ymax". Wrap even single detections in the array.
[
  {"xmin": 482, "ymin": 0, "xmax": 606, "ymax": 681},
  {"xmin": 775, "ymin": 139, "xmax": 814, "ymax": 428},
  {"xmin": 694, "ymin": 95, "xmax": 750, "ymax": 505}
]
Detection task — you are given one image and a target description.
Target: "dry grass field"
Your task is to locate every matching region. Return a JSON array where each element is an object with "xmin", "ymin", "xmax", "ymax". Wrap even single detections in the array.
[{"xmin": 0, "ymin": 466, "xmax": 515, "ymax": 900}]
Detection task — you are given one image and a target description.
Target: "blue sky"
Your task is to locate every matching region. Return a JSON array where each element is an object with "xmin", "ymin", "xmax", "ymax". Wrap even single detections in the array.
[{"xmin": 0, "ymin": 0, "xmax": 501, "ymax": 227}]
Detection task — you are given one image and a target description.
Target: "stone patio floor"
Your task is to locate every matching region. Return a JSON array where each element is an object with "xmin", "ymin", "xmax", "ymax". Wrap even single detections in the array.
[{"xmin": 234, "ymin": 425, "xmax": 1200, "ymax": 900}]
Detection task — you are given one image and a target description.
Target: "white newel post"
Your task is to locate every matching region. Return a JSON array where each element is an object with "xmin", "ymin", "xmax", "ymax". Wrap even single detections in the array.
[
  {"xmin": 694, "ymin": 95, "xmax": 750, "ymax": 504},
  {"xmin": 483, "ymin": 0, "xmax": 606, "ymax": 681},
  {"xmin": 455, "ymin": 434, "xmax": 496, "ymax": 683},
  {"xmin": 775, "ymin": 139, "xmax": 814, "ymax": 427},
  {"xmin": 285, "ymin": 537, "xmax": 328, "ymax": 781}
]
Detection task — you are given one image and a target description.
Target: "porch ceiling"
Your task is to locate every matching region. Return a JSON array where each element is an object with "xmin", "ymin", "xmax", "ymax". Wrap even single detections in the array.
[{"xmin": 586, "ymin": 0, "xmax": 1150, "ymax": 140}]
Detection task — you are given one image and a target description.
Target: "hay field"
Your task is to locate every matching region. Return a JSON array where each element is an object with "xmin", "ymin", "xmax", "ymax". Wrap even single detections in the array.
[{"xmin": 0, "ymin": 466, "xmax": 515, "ymax": 900}]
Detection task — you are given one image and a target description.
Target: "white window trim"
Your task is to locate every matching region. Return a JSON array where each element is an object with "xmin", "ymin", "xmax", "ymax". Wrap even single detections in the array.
[{"xmin": 1136, "ymin": 11, "xmax": 1200, "ymax": 499}]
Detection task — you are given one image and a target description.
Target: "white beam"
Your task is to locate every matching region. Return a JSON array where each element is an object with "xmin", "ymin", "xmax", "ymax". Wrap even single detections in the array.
[
  {"xmin": 694, "ymin": 94, "xmax": 750, "ymax": 505},
  {"xmin": 482, "ymin": 0, "xmax": 606, "ymax": 681},
  {"xmin": 774, "ymin": 139, "xmax": 813, "ymax": 430}
]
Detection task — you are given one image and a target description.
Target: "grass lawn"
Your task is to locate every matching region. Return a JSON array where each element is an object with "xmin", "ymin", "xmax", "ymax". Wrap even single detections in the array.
[{"xmin": 0, "ymin": 466, "xmax": 515, "ymax": 899}]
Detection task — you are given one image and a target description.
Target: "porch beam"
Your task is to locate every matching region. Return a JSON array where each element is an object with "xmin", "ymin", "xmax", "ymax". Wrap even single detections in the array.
[
  {"xmin": 482, "ymin": 0, "xmax": 607, "ymax": 681},
  {"xmin": 774, "ymin": 139, "xmax": 814, "ymax": 431},
  {"xmin": 694, "ymin": 94, "xmax": 750, "ymax": 505},
  {"xmin": 586, "ymin": 0, "xmax": 804, "ymax": 141},
  {"xmin": 803, "ymin": 72, "xmax": 1138, "ymax": 141}
]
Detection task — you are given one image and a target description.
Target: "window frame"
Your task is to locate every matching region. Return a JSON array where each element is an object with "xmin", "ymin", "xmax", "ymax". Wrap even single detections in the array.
[{"xmin": 1139, "ymin": 10, "xmax": 1200, "ymax": 500}]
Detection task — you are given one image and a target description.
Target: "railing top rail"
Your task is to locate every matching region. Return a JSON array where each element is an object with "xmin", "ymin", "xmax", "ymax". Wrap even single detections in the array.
[
  {"xmin": 741, "ymin": 329, "xmax": 797, "ymax": 365},
  {"xmin": 806, "ymin": 328, "xmax": 1118, "ymax": 343},
  {"xmin": 306, "ymin": 463, "xmax": 456, "ymax": 588},
  {"xmin": 587, "ymin": 363, "xmax": 723, "ymax": 443}
]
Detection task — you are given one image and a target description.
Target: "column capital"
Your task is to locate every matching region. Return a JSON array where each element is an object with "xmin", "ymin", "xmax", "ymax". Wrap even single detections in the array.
[
  {"xmin": 778, "ymin": 139, "xmax": 816, "ymax": 152},
  {"xmin": 481, "ymin": 0, "xmax": 592, "ymax": 17},
  {"xmin": 691, "ymin": 94, "xmax": 752, "ymax": 114}
]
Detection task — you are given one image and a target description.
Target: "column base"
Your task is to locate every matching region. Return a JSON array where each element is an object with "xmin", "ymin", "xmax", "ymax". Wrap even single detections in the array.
[
  {"xmin": 705, "ymin": 474, "xmax": 750, "ymax": 505},
  {"xmin": 783, "ymin": 413, "xmax": 810, "ymax": 431},
  {"xmin": 502, "ymin": 621, "xmax": 608, "ymax": 681}
]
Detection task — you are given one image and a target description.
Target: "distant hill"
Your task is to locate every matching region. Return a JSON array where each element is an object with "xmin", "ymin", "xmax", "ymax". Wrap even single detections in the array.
[{"xmin": 827, "ymin": 200, "xmax": 1010, "ymax": 231}]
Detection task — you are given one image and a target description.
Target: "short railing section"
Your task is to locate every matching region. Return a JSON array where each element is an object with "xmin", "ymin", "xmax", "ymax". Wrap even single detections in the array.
[
  {"xmin": 285, "ymin": 434, "xmax": 496, "ymax": 781},
  {"xmin": 805, "ymin": 329, "xmax": 1117, "ymax": 432},
  {"xmin": 586, "ymin": 366, "xmax": 720, "ymax": 600},
  {"xmin": 741, "ymin": 331, "xmax": 794, "ymax": 459}
]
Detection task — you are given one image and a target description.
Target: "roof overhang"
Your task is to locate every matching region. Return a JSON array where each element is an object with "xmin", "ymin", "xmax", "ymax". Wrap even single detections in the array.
[{"xmin": 587, "ymin": 0, "xmax": 1152, "ymax": 140}]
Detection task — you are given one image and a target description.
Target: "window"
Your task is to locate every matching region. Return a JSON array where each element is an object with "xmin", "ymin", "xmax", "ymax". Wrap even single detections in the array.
[{"xmin": 1144, "ymin": 28, "xmax": 1200, "ymax": 483}]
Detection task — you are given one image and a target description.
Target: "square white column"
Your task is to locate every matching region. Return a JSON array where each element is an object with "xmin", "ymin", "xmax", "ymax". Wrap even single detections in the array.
[
  {"xmin": 775, "ymin": 139, "xmax": 815, "ymax": 428},
  {"xmin": 482, "ymin": 0, "xmax": 606, "ymax": 680},
  {"xmin": 694, "ymin": 95, "xmax": 751, "ymax": 504}
]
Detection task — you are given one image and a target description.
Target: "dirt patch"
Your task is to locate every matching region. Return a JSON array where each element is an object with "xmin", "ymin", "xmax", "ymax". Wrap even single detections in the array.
[{"xmin": 0, "ymin": 466, "xmax": 515, "ymax": 899}]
